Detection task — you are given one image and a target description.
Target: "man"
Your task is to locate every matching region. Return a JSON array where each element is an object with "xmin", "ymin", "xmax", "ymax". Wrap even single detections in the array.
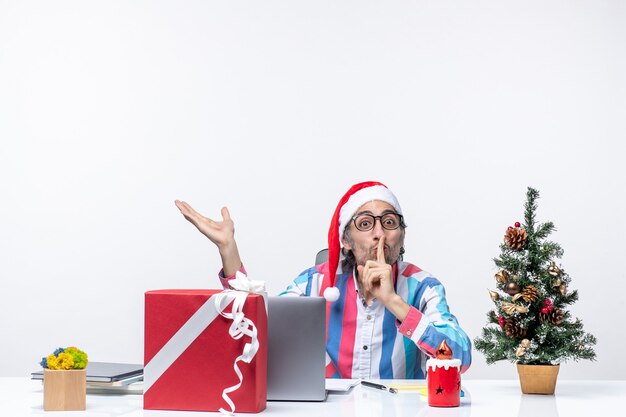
[{"xmin": 175, "ymin": 181, "xmax": 471, "ymax": 379}]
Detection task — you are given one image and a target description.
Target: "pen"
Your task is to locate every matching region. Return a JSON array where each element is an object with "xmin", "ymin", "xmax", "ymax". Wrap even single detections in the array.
[
  {"xmin": 386, "ymin": 384, "xmax": 465, "ymax": 397},
  {"xmin": 361, "ymin": 380, "xmax": 398, "ymax": 394}
]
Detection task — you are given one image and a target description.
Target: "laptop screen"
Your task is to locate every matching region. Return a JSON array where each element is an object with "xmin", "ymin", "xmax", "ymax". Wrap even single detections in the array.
[{"xmin": 267, "ymin": 296, "xmax": 327, "ymax": 401}]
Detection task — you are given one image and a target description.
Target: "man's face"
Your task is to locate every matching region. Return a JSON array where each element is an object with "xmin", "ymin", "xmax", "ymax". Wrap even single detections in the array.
[{"xmin": 342, "ymin": 200, "xmax": 405, "ymax": 266}]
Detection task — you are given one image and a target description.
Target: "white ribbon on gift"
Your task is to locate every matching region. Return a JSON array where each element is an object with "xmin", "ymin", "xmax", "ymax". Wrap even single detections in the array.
[
  {"xmin": 213, "ymin": 272, "xmax": 266, "ymax": 415},
  {"xmin": 143, "ymin": 272, "xmax": 266, "ymax": 415}
]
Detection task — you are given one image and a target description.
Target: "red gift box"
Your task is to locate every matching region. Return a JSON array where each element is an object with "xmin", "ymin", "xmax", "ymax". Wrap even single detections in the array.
[{"xmin": 144, "ymin": 289, "xmax": 267, "ymax": 413}]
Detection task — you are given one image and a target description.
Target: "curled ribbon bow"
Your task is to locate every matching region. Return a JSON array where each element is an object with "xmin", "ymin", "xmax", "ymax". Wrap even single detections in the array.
[{"xmin": 213, "ymin": 272, "xmax": 266, "ymax": 415}]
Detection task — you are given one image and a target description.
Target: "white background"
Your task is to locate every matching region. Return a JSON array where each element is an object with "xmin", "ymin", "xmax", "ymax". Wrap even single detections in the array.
[{"xmin": 1, "ymin": 1, "xmax": 624, "ymax": 379}]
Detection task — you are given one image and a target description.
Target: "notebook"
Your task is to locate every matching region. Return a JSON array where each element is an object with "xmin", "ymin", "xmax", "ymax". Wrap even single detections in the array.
[
  {"xmin": 267, "ymin": 296, "xmax": 327, "ymax": 401},
  {"xmin": 31, "ymin": 362, "xmax": 143, "ymax": 383}
]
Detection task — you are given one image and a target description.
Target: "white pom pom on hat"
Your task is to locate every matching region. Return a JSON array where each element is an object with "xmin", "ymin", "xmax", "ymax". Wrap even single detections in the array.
[
  {"xmin": 323, "ymin": 286, "xmax": 340, "ymax": 302},
  {"xmin": 324, "ymin": 181, "xmax": 402, "ymax": 302}
]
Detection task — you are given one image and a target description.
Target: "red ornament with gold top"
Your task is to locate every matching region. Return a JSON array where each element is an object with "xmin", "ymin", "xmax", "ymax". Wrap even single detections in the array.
[{"xmin": 426, "ymin": 340, "xmax": 461, "ymax": 407}]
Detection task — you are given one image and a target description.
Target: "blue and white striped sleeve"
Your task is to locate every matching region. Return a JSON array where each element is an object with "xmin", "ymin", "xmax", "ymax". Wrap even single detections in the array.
[{"xmin": 402, "ymin": 279, "xmax": 472, "ymax": 373}]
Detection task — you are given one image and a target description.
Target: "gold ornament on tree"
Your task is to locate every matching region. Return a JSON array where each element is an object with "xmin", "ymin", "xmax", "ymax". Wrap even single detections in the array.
[
  {"xmin": 504, "ymin": 226, "xmax": 527, "ymax": 250},
  {"xmin": 515, "ymin": 339, "xmax": 531, "ymax": 357},
  {"xmin": 548, "ymin": 261, "xmax": 561, "ymax": 277},
  {"xmin": 553, "ymin": 277, "xmax": 567, "ymax": 295},
  {"xmin": 495, "ymin": 270, "xmax": 509, "ymax": 284},
  {"xmin": 488, "ymin": 289, "xmax": 499, "ymax": 301},
  {"xmin": 501, "ymin": 302, "xmax": 517, "ymax": 315},
  {"xmin": 504, "ymin": 282, "xmax": 521, "ymax": 295},
  {"xmin": 501, "ymin": 302, "xmax": 529, "ymax": 315}
]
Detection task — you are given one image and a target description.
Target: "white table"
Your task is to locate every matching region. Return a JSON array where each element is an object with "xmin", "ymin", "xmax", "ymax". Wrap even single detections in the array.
[{"xmin": 3, "ymin": 378, "xmax": 625, "ymax": 417}]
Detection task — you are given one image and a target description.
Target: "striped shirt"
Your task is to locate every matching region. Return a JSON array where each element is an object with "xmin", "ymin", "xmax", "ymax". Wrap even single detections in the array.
[{"xmin": 220, "ymin": 261, "xmax": 471, "ymax": 379}]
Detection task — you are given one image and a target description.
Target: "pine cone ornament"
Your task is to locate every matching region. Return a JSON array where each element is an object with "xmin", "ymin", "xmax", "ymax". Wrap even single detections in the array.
[
  {"xmin": 504, "ymin": 318, "xmax": 527, "ymax": 338},
  {"xmin": 539, "ymin": 308, "xmax": 564, "ymax": 325},
  {"xmin": 520, "ymin": 285, "xmax": 539, "ymax": 303},
  {"xmin": 504, "ymin": 227, "xmax": 527, "ymax": 250}
]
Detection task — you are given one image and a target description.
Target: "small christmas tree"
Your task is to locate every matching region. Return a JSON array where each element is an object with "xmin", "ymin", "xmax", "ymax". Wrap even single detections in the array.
[{"xmin": 475, "ymin": 187, "xmax": 596, "ymax": 365}]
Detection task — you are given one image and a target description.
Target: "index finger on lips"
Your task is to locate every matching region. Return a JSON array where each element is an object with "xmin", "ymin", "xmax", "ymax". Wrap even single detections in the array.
[{"xmin": 377, "ymin": 235, "xmax": 386, "ymax": 263}]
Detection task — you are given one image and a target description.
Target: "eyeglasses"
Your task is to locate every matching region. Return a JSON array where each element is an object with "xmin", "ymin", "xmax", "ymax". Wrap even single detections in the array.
[{"xmin": 351, "ymin": 213, "xmax": 405, "ymax": 232}]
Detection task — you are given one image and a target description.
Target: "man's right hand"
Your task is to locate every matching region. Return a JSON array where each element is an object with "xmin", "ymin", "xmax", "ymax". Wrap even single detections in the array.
[
  {"xmin": 175, "ymin": 201, "xmax": 235, "ymax": 248},
  {"xmin": 175, "ymin": 200, "xmax": 242, "ymax": 277}
]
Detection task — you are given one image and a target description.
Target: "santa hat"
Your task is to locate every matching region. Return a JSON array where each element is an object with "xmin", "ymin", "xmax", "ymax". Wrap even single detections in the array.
[{"xmin": 323, "ymin": 181, "xmax": 403, "ymax": 302}]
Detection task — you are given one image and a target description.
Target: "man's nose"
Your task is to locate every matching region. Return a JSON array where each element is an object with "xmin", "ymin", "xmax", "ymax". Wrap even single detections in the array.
[{"xmin": 372, "ymin": 219, "xmax": 385, "ymax": 238}]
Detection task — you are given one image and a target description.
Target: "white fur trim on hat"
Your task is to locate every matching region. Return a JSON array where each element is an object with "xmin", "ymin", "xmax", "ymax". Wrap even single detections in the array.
[{"xmin": 338, "ymin": 185, "xmax": 402, "ymax": 239}]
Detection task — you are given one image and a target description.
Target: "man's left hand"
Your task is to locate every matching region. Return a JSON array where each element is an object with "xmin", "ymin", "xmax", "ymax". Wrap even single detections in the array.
[
  {"xmin": 357, "ymin": 236, "xmax": 395, "ymax": 305},
  {"xmin": 357, "ymin": 236, "xmax": 410, "ymax": 321}
]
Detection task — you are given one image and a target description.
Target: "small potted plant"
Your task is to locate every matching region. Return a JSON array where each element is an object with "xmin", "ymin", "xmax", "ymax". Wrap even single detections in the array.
[
  {"xmin": 474, "ymin": 188, "xmax": 596, "ymax": 394},
  {"xmin": 40, "ymin": 346, "xmax": 88, "ymax": 411}
]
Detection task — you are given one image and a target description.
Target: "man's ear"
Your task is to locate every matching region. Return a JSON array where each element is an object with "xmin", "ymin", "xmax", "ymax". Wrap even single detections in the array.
[{"xmin": 342, "ymin": 239, "xmax": 352, "ymax": 251}]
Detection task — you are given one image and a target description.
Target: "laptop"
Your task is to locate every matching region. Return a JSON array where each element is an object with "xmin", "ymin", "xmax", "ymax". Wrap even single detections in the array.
[{"xmin": 267, "ymin": 296, "xmax": 327, "ymax": 401}]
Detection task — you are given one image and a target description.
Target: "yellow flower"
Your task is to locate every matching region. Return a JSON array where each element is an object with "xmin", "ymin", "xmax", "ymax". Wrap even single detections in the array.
[
  {"xmin": 46, "ymin": 354, "xmax": 59, "ymax": 370},
  {"xmin": 56, "ymin": 352, "xmax": 75, "ymax": 370}
]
